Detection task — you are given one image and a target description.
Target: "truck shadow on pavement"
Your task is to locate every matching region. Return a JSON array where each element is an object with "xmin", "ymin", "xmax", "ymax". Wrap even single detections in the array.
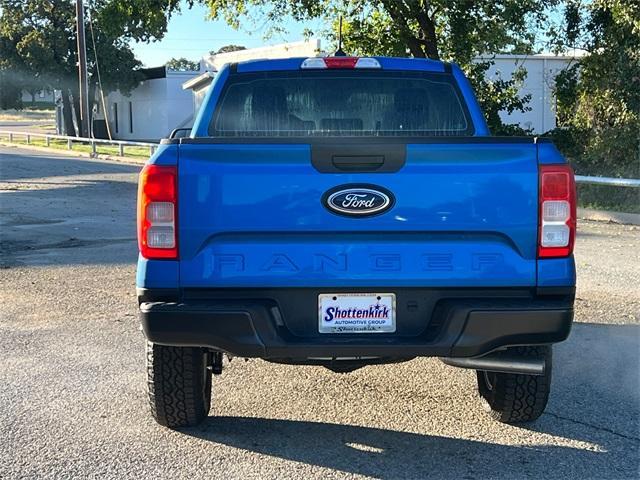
[
  {"xmin": 182, "ymin": 323, "xmax": 639, "ymax": 479},
  {"xmin": 186, "ymin": 416, "xmax": 609, "ymax": 479}
]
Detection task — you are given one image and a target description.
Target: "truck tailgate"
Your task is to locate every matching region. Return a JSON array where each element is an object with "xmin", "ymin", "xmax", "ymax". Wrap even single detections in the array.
[{"xmin": 177, "ymin": 141, "xmax": 538, "ymax": 287}]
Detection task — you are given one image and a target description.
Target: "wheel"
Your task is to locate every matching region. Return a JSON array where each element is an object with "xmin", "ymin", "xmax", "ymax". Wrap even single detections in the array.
[
  {"xmin": 476, "ymin": 346, "xmax": 552, "ymax": 424},
  {"xmin": 146, "ymin": 341, "xmax": 212, "ymax": 428}
]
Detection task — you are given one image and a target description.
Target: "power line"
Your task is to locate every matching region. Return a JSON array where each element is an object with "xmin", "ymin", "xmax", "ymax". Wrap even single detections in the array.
[
  {"xmin": 145, "ymin": 37, "xmax": 248, "ymax": 41},
  {"xmin": 88, "ymin": 6, "xmax": 112, "ymax": 140},
  {"xmin": 75, "ymin": 0, "xmax": 90, "ymax": 137},
  {"xmin": 131, "ymin": 46, "xmax": 254, "ymax": 51}
]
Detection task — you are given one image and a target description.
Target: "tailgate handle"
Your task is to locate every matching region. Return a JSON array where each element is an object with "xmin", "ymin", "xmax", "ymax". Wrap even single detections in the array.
[
  {"xmin": 311, "ymin": 143, "xmax": 405, "ymax": 173},
  {"xmin": 332, "ymin": 155, "xmax": 384, "ymax": 171}
]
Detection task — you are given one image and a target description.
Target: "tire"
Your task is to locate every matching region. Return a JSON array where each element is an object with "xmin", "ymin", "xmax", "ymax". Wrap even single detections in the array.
[
  {"xmin": 146, "ymin": 341, "xmax": 212, "ymax": 428},
  {"xmin": 476, "ymin": 346, "xmax": 552, "ymax": 424}
]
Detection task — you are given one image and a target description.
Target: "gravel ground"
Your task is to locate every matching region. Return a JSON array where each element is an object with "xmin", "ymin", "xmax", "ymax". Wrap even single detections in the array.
[{"xmin": 1, "ymin": 146, "xmax": 638, "ymax": 479}]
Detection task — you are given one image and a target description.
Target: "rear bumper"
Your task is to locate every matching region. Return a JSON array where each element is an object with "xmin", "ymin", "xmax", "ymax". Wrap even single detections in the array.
[{"xmin": 138, "ymin": 287, "xmax": 574, "ymax": 359}]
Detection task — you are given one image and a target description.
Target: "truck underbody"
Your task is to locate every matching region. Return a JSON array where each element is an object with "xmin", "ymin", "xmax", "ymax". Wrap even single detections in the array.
[{"xmin": 139, "ymin": 286, "xmax": 573, "ymax": 374}]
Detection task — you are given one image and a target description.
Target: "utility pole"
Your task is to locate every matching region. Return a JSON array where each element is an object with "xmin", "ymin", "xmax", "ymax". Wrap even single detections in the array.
[{"xmin": 76, "ymin": 0, "xmax": 90, "ymax": 138}]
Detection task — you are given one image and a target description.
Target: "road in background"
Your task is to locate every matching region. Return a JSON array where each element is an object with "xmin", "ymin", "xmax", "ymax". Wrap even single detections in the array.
[
  {"xmin": 1, "ymin": 145, "xmax": 638, "ymax": 479},
  {"xmin": 0, "ymin": 109, "xmax": 56, "ymax": 134},
  {"xmin": 0, "ymin": 122, "xmax": 56, "ymax": 133}
]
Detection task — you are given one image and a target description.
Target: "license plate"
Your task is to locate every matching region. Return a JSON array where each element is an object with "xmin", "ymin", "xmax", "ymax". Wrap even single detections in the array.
[{"xmin": 318, "ymin": 293, "xmax": 396, "ymax": 334}]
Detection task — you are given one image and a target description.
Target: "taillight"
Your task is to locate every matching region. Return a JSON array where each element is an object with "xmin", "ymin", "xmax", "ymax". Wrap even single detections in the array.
[
  {"xmin": 300, "ymin": 57, "xmax": 381, "ymax": 69},
  {"xmin": 323, "ymin": 57, "xmax": 359, "ymax": 68},
  {"xmin": 137, "ymin": 164, "xmax": 177, "ymax": 259},
  {"xmin": 538, "ymin": 164, "xmax": 576, "ymax": 258}
]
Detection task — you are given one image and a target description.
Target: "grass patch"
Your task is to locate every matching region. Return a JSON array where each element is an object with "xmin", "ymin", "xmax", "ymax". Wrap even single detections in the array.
[
  {"xmin": 33, "ymin": 123, "xmax": 56, "ymax": 131},
  {"xmin": 0, "ymin": 134, "xmax": 151, "ymax": 160},
  {"xmin": 0, "ymin": 108, "xmax": 56, "ymax": 122},
  {"xmin": 578, "ymin": 183, "xmax": 640, "ymax": 213},
  {"xmin": 24, "ymin": 103, "xmax": 56, "ymax": 110}
]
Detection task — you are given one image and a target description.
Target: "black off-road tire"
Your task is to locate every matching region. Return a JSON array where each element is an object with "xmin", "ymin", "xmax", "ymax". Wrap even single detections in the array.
[
  {"xmin": 476, "ymin": 346, "xmax": 552, "ymax": 424},
  {"xmin": 146, "ymin": 341, "xmax": 212, "ymax": 428}
]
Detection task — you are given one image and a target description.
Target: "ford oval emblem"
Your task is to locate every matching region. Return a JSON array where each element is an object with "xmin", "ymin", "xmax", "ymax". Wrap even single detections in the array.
[{"xmin": 323, "ymin": 184, "xmax": 395, "ymax": 217}]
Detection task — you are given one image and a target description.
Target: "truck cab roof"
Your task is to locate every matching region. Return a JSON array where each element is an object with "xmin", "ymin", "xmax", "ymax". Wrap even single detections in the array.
[{"xmin": 232, "ymin": 56, "xmax": 450, "ymax": 73}]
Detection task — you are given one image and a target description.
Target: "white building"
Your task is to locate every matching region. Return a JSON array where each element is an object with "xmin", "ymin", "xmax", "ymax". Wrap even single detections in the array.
[
  {"xmin": 97, "ymin": 66, "xmax": 200, "ymax": 141},
  {"xmin": 480, "ymin": 53, "xmax": 584, "ymax": 133},
  {"xmin": 94, "ymin": 40, "xmax": 584, "ymax": 140},
  {"xmin": 21, "ymin": 89, "xmax": 55, "ymax": 105}
]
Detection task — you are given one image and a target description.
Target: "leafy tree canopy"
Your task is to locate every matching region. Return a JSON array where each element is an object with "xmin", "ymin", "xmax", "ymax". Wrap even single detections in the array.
[
  {"xmin": 0, "ymin": 0, "xmax": 184, "ymax": 134},
  {"xmin": 211, "ymin": 44, "xmax": 247, "ymax": 55},
  {"xmin": 166, "ymin": 57, "xmax": 200, "ymax": 71},
  {"xmin": 549, "ymin": 0, "xmax": 640, "ymax": 177}
]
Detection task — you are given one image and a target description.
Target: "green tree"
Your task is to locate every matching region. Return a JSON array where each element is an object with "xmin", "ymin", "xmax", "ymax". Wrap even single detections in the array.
[
  {"xmin": 166, "ymin": 57, "xmax": 200, "ymax": 71},
  {"xmin": 203, "ymin": 0, "xmax": 556, "ymax": 134},
  {"xmin": 0, "ymin": 0, "xmax": 184, "ymax": 136},
  {"xmin": 549, "ymin": 0, "xmax": 640, "ymax": 178},
  {"xmin": 0, "ymin": 71, "xmax": 22, "ymax": 109},
  {"xmin": 211, "ymin": 44, "xmax": 247, "ymax": 55},
  {"xmin": 0, "ymin": 13, "xmax": 42, "ymax": 110}
]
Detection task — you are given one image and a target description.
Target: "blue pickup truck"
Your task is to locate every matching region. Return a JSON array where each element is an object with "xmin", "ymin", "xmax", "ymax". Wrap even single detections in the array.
[{"xmin": 137, "ymin": 56, "xmax": 576, "ymax": 428}]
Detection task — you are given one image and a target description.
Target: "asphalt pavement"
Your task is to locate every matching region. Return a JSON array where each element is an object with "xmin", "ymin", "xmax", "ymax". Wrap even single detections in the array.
[
  {"xmin": 1, "ymin": 145, "xmax": 638, "ymax": 479},
  {"xmin": 0, "ymin": 121, "xmax": 56, "ymax": 134}
]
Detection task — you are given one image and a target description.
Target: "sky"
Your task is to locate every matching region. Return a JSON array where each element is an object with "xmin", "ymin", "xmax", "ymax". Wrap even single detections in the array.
[{"xmin": 130, "ymin": 3, "xmax": 328, "ymax": 68}]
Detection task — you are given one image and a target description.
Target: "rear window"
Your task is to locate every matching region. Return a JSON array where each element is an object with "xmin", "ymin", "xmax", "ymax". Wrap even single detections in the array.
[{"xmin": 208, "ymin": 70, "xmax": 472, "ymax": 137}]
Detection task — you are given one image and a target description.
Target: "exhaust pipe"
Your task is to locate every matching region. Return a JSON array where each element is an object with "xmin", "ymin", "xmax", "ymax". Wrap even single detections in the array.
[{"xmin": 441, "ymin": 353, "xmax": 546, "ymax": 376}]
